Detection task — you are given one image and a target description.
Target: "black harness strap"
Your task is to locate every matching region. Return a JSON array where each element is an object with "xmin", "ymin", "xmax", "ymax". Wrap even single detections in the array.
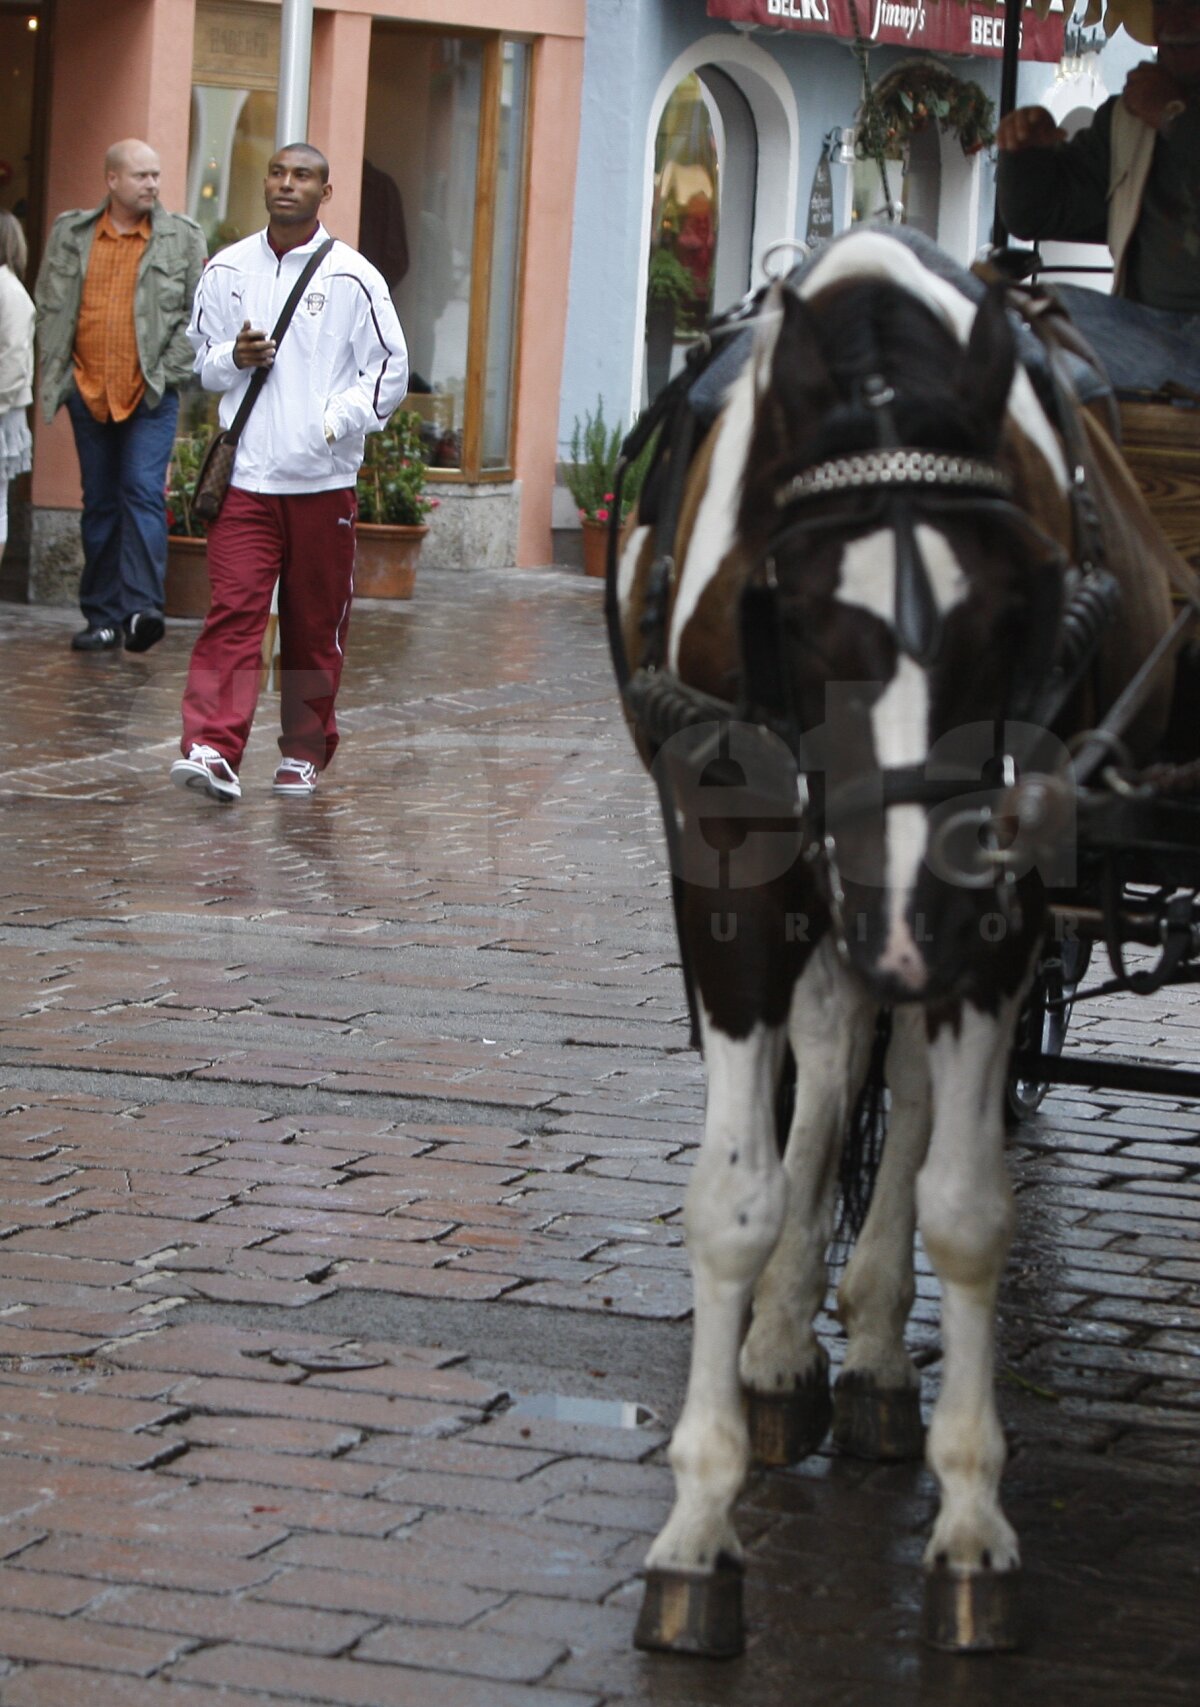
[
  {"xmin": 604, "ymin": 315, "xmax": 747, "ymax": 693},
  {"xmin": 604, "ymin": 330, "xmax": 748, "ymax": 1053},
  {"xmin": 989, "ymin": 277, "xmax": 1110, "ymax": 576}
]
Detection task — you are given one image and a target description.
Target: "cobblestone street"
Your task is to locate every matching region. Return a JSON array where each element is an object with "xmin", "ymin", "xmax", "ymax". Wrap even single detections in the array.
[{"xmin": 0, "ymin": 570, "xmax": 1196, "ymax": 1706}]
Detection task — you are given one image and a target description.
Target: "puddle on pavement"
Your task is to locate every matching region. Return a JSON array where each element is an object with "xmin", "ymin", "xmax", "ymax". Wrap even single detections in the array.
[{"xmin": 510, "ymin": 1390, "xmax": 654, "ymax": 1429}]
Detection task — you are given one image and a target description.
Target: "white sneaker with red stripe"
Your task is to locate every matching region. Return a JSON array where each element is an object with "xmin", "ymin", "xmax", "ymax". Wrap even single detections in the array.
[
  {"xmin": 170, "ymin": 744, "xmax": 241, "ymax": 803},
  {"xmin": 273, "ymin": 758, "xmax": 318, "ymax": 796}
]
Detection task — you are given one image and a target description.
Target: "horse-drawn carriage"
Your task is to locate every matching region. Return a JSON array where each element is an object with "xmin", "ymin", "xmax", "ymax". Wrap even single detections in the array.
[
  {"xmin": 603, "ymin": 0, "xmax": 1198, "ymax": 1667},
  {"xmin": 1007, "ymin": 380, "xmax": 1200, "ymax": 1115}
]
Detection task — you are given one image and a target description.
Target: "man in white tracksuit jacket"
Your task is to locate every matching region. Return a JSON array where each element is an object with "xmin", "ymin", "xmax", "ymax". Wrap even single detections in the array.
[{"xmin": 172, "ymin": 143, "xmax": 408, "ymax": 802}]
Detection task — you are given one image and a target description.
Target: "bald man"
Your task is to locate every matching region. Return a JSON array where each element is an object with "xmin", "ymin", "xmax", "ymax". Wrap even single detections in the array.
[{"xmin": 35, "ymin": 140, "xmax": 206, "ymax": 652}]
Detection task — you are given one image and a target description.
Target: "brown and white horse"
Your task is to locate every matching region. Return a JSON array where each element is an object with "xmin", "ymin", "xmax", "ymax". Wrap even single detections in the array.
[{"xmin": 615, "ymin": 230, "xmax": 1176, "ymax": 1657}]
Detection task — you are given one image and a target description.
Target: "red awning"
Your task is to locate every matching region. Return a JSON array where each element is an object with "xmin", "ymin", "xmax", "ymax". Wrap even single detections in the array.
[{"xmin": 706, "ymin": 0, "xmax": 1068, "ymax": 62}]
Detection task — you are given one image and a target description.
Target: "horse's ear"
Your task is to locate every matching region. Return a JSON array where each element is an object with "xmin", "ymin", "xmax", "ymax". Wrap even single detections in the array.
[
  {"xmin": 752, "ymin": 280, "xmax": 787, "ymax": 397},
  {"xmin": 754, "ymin": 280, "xmax": 835, "ymax": 415},
  {"xmin": 958, "ymin": 284, "xmax": 1016, "ymax": 444}
]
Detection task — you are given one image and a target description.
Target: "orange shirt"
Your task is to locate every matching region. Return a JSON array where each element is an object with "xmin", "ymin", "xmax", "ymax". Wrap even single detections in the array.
[{"xmin": 73, "ymin": 209, "xmax": 150, "ymax": 423}]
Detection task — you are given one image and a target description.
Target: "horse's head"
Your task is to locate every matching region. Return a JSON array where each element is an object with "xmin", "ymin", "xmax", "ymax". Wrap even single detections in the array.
[{"xmin": 738, "ymin": 275, "xmax": 1063, "ymax": 1004}]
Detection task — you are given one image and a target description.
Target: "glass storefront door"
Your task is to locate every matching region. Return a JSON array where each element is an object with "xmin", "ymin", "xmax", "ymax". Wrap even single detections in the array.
[
  {"xmin": 364, "ymin": 29, "xmax": 483, "ymax": 473},
  {"xmin": 364, "ymin": 25, "xmax": 529, "ymax": 479},
  {"xmin": 0, "ymin": 1, "xmax": 48, "ymax": 254},
  {"xmin": 178, "ymin": 12, "xmax": 531, "ymax": 484},
  {"xmin": 0, "ymin": 0, "xmax": 48, "ymax": 601}
]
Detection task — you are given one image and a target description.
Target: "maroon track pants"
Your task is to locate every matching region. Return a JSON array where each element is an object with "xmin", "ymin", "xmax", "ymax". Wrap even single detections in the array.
[{"xmin": 180, "ymin": 486, "xmax": 356, "ymax": 771}]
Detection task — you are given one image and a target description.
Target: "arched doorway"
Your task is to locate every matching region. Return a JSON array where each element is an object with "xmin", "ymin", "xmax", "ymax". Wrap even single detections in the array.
[
  {"xmin": 850, "ymin": 60, "xmax": 990, "ymax": 264},
  {"xmin": 644, "ymin": 68, "xmax": 756, "ymax": 400},
  {"xmin": 634, "ymin": 34, "xmax": 797, "ymax": 410}
]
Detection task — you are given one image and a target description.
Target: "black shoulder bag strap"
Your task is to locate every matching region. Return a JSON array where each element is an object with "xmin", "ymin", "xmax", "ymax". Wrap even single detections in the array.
[{"xmin": 225, "ymin": 234, "xmax": 335, "ymax": 443}]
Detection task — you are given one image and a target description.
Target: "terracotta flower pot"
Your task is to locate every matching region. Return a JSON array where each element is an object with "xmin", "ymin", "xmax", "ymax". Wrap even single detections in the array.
[
  {"xmin": 581, "ymin": 517, "xmax": 610, "ymax": 580},
  {"xmin": 354, "ymin": 522, "xmax": 427, "ymax": 599},
  {"xmin": 164, "ymin": 534, "xmax": 210, "ymax": 618}
]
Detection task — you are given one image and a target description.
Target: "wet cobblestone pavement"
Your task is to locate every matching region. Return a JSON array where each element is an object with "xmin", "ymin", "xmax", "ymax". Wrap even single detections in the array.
[{"xmin": 0, "ymin": 572, "xmax": 1196, "ymax": 1706}]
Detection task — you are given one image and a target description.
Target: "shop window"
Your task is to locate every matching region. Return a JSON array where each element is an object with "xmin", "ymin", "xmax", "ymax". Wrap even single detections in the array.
[
  {"xmin": 646, "ymin": 75, "xmax": 718, "ymax": 401},
  {"xmin": 644, "ymin": 69, "xmax": 754, "ymax": 405},
  {"xmin": 364, "ymin": 26, "xmax": 529, "ymax": 479},
  {"xmin": 0, "ymin": 4, "xmax": 39, "ymax": 227},
  {"xmin": 178, "ymin": 2, "xmax": 280, "ymax": 442},
  {"xmin": 186, "ymin": 1, "xmax": 279, "ymax": 255}
]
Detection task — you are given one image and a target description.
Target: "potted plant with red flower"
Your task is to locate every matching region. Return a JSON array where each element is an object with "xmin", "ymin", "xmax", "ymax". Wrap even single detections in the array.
[
  {"xmin": 563, "ymin": 399, "xmax": 655, "ymax": 580},
  {"xmin": 354, "ymin": 409, "xmax": 439, "ymax": 599}
]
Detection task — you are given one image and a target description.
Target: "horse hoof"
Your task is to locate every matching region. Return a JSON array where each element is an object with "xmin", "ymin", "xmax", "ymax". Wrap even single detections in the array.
[
  {"xmin": 634, "ymin": 1563, "xmax": 745, "ymax": 1657},
  {"xmin": 746, "ymin": 1371, "xmax": 832, "ymax": 1467},
  {"xmin": 832, "ymin": 1371, "xmax": 925, "ymax": 1461},
  {"xmin": 921, "ymin": 1562, "xmax": 1021, "ymax": 1652}
]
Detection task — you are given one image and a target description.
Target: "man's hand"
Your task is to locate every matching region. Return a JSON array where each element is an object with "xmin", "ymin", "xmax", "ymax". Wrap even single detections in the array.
[
  {"xmin": 997, "ymin": 106, "xmax": 1066, "ymax": 151},
  {"xmin": 233, "ymin": 319, "xmax": 275, "ymax": 370},
  {"xmin": 1123, "ymin": 62, "xmax": 1187, "ymax": 131}
]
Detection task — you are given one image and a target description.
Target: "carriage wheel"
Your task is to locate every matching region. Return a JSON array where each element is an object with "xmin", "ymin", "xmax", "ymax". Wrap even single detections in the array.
[{"xmin": 1005, "ymin": 939, "xmax": 1092, "ymax": 1124}]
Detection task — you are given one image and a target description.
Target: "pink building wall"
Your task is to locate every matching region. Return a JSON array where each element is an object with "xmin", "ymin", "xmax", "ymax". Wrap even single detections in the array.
[
  {"xmin": 30, "ymin": 0, "xmax": 585, "ymax": 568},
  {"xmin": 33, "ymin": 0, "xmax": 197, "ymax": 512},
  {"xmin": 309, "ymin": 9, "xmax": 372, "ymax": 244},
  {"xmin": 515, "ymin": 31, "xmax": 584, "ymax": 568}
]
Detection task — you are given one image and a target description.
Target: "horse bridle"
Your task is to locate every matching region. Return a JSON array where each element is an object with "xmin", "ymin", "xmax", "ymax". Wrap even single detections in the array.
[
  {"xmin": 757, "ymin": 428, "xmax": 1080, "ymax": 934},
  {"xmin": 619, "ymin": 440, "xmax": 1079, "ymax": 970}
]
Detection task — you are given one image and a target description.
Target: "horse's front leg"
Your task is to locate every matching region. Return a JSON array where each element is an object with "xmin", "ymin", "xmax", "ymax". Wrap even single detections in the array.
[
  {"xmin": 918, "ymin": 995, "xmax": 1023, "ymax": 1652},
  {"xmin": 637, "ymin": 1015, "xmax": 787, "ymax": 1658},
  {"xmin": 738, "ymin": 939, "xmax": 876, "ymax": 1465}
]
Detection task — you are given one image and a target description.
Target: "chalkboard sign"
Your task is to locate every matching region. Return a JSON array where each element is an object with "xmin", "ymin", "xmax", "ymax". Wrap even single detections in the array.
[{"xmin": 805, "ymin": 152, "xmax": 834, "ymax": 246}]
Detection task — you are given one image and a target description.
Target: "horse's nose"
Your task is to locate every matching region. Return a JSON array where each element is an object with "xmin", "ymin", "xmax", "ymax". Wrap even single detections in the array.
[{"xmin": 874, "ymin": 921, "xmax": 929, "ymax": 994}]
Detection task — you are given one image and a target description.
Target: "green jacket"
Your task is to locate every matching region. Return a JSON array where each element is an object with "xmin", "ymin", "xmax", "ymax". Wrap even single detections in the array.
[{"xmin": 34, "ymin": 200, "xmax": 207, "ymax": 423}]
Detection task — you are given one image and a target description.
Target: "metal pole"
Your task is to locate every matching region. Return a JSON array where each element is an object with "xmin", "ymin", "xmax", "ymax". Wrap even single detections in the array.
[
  {"xmin": 991, "ymin": 0, "xmax": 1027, "ymax": 248},
  {"xmin": 276, "ymin": 0, "xmax": 314, "ymax": 148},
  {"xmin": 998, "ymin": 0, "xmax": 1024, "ymax": 125}
]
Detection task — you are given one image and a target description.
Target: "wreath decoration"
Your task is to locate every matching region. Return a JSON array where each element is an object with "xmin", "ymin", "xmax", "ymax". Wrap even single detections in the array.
[{"xmin": 866, "ymin": 60, "xmax": 997, "ymax": 158}]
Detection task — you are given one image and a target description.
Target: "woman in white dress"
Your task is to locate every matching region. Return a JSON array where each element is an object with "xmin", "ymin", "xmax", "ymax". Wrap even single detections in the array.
[{"xmin": 0, "ymin": 210, "xmax": 35, "ymax": 567}]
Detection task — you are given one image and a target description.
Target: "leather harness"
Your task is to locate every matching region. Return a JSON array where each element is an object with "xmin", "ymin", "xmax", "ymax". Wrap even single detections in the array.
[{"xmin": 602, "ymin": 274, "xmax": 1175, "ymax": 1047}]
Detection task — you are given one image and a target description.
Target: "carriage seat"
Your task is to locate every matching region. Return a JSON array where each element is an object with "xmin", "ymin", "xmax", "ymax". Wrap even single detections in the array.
[
  {"xmin": 1115, "ymin": 393, "xmax": 1200, "ymax": 765},
  {"xmin": 1117, "ymin": 393, "xmax": 1200, "ymax": 577}
]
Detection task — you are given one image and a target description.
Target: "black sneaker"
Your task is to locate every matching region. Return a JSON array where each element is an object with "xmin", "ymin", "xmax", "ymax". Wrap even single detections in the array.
[
  {"xmin": 124, "ymin": 612, "xmax": 165, "ymax": 653},
  {"xmin": 71, "ymin": 626, "xmax": 120, "ymax": 652}
]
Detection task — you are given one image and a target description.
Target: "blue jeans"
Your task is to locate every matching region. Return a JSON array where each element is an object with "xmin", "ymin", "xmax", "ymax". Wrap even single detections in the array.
[{"xmin": 66, "ymin": 386, "xmax": 179, "ymax": 630}]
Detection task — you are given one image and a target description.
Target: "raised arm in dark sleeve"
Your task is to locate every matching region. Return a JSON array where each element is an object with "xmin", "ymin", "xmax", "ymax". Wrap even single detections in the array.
[{"xmin": 995, "ymin": 96, "xmax": 1117, "ymax": 245}]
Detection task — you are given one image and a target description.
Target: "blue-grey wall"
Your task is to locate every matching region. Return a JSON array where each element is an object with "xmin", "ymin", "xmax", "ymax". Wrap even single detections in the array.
[{"xmin": 557, "ymin": 0, "xmax": 1007, "ymax": 455}]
